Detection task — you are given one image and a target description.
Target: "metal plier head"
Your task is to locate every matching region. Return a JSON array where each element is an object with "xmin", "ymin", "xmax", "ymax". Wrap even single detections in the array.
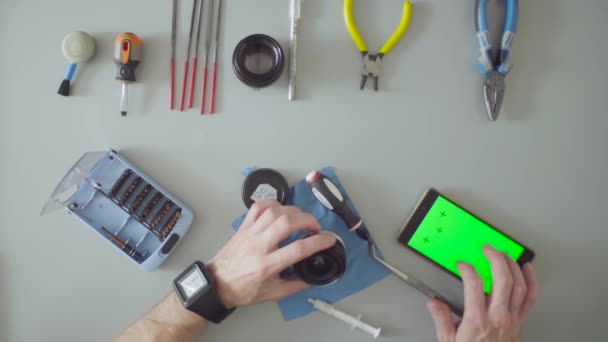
[
  {"xmin": 483, "ymin": 71, "xmax": 505, "ymax": 121},
  {"xmin": 361, "ymin": 53, "xmax": 383, "ymax": 91}
]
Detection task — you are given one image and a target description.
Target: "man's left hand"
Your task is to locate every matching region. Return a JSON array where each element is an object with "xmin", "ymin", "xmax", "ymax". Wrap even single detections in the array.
[{"xmin": 207, "ymin": 200, "xmax": 337, "ymax": 308}]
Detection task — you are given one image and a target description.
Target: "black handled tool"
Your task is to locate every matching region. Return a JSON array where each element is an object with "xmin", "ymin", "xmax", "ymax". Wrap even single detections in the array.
[
  {"xmin": 305, "ymin": 170, "xmax": 372, "ymax": 242},
  {"xmin": 305, "ymin": 170, "xmax": 463, "ymax": 316}
]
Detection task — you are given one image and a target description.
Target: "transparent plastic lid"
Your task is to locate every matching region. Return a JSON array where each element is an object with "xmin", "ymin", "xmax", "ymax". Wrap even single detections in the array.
[{"xmin": 40, "ymin": 151, "xmax": 106, "ymax": 215}]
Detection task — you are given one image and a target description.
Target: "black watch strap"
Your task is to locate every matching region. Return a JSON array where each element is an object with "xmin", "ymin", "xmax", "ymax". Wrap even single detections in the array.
[
  {"xmin": 188, "ymin": 288, "xmax": 235, "ymax": 324},
  {"xmin": 173, "ymin": 261, "xmax": 235, "ymax": 324}
]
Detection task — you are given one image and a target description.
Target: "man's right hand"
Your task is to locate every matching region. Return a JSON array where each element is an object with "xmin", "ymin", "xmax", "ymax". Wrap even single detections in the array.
[
  {"xmin": 427, "ymin": 245, "xmax": 538, "ymax": 342},
  {"xmin": 207, "ymin": 200, "xmax": 337, "ymax": 309}
]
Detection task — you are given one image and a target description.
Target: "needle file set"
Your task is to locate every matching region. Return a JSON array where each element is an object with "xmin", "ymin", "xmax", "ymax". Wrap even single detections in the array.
[
  {"xmin": 171, "ymin": 0, "xmax": 222, "ymax": 114},
  {"xmin": 41, "ymin": 149, "xmax": 193, "ymax": 271}
]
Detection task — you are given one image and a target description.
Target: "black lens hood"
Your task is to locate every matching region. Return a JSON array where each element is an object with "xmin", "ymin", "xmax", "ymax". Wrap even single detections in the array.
[{"xmin": 233, "ymin": 34, "xmax": 285, "ymax": 88}]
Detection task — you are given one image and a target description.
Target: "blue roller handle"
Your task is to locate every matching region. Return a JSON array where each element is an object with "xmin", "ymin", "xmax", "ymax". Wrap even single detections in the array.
[
  {"xmin": 64, "ymin": 63, "xmax": 77, "ymax": 81},
  {"xmin": 475, "ymin": 0, "xmax": 518, "ymax": 75}
]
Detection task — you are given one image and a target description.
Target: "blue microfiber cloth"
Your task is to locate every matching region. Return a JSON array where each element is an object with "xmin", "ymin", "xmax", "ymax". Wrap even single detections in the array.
[{"xmin": 232, "ymin": 167, "xmax": 391, "ymax": 321}]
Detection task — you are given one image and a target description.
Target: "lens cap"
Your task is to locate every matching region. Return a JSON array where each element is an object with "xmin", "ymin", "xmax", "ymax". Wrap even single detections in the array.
[{"xmin": 242, "ymin": 168, "xmax": 290, "ymax": 208}]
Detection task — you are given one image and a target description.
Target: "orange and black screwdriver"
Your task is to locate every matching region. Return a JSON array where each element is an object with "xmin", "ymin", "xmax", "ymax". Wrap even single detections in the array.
[{"xmin": 114, "ymin": 33, "xmax": 142, "ymax": 116}]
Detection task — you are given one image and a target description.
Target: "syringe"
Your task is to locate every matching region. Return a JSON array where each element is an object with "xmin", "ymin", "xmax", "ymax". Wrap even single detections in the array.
[{"xmin": 308, "ymin": 298, "xmax": 381, "ymax": 338}]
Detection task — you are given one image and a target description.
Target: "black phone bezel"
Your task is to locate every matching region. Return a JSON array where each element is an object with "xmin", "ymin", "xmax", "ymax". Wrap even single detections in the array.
[{"xmin": 397, "ymin": 188, "xmax": 535, "ymax": 283}]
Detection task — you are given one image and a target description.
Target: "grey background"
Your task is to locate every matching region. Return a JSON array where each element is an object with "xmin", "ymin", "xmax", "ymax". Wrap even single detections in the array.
[{"xmin": 1, "ymin": 0, "xmax": 607, "ymax": 341}]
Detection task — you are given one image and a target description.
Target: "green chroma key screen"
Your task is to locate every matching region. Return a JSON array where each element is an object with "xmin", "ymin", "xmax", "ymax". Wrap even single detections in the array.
[{"xmin": 408, "ymin": 195, "xmax": 525, "ymax": 294}]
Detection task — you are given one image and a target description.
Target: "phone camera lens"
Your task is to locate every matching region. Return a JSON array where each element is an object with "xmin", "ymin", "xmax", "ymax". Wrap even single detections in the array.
[{"xmin": 293, "ymin": 232, "xmax": 346, "ymax": 286}]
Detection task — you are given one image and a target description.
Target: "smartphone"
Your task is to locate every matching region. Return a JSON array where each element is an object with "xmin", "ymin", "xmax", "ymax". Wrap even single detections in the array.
[{"xmin": 397, "ymin": 189, "xmax": 535, "ymax": 294}]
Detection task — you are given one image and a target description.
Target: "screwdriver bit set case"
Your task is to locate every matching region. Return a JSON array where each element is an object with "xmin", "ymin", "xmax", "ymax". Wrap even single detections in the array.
[{"xmin": 42, "ymin": 149, "xmax": 193, "ymax": 271}]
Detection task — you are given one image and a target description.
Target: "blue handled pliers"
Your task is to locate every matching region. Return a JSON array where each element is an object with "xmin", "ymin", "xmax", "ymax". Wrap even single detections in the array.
[{"xmin": 475, "ymin": 0, "xmax": 518, "ymax": 121}]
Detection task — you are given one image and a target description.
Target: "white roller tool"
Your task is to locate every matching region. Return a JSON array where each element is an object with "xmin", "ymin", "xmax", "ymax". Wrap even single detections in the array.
[{"xmin": 57, "ymin": 31, "xmax": 96, "ymax": 96}]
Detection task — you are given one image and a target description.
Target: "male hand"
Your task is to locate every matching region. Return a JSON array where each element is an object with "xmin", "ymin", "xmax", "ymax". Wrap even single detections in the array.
[
  {"xmin": 427, "ymin": 245, "xmax": 538, "ymax": 342},
  {"xmin": 207, "ymin": 200, "xmax": 337, "ymax": 308}
]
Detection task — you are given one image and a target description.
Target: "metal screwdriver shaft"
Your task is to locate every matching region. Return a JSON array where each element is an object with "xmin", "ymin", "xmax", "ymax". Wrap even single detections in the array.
[{"xmin": 120, "ymin": 84, "xmax": 128, "ymax": 115}]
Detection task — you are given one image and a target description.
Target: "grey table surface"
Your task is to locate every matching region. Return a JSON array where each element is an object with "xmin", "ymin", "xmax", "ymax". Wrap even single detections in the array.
[{"xmin": 2, "ymin": 0, "xmax": 607, "ymax": 341}]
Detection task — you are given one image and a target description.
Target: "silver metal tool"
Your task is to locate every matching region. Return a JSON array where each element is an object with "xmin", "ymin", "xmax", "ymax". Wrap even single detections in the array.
[
  {"xmin": 187, "ymin": 0, "xmax": 205, "ymax": 108},
  {"xmin": 483, "ymin": 71, "xmax": 505, "ymax": 120},
  {"xmin": 208, "ymin": 0, "xmax": 222, "ymax": 113},
  {"xmin": 120, "ymin": 84, "xmax": 128, "ymax": 115},
  {"xmin": 170, "ymin": 0, "xmax": 177, "ymax": 109},
  {"xmin": 369, "ymin": 242, "xmax": 440, "ymax": 300},
  {"xmin": 179, "ymin": 0, "xmax": 199, "ymax": 111},
  {"xmin": 288, "ymin": 0, "xmax": 301, "ymax": 101},
  {"xmin": 199, "ymin": 0, "xmax": 214, "ymax": 114}
]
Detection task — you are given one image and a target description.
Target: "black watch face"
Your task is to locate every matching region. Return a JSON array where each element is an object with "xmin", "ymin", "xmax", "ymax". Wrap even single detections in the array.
[{"xmin": 177, "ymin": 265, "xmax": 208, "ymax": 300}]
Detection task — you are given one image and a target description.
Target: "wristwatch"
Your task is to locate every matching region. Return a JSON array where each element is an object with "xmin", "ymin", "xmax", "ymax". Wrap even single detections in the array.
[{"xmin": 173, "ymin": 261, "xmax": 235, "ymax": 323}]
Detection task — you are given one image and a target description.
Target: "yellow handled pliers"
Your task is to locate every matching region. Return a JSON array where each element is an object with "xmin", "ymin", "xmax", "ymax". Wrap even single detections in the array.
[{"xmin": 344, "ymin": 0, "xmax": 412, "ymax": 91}]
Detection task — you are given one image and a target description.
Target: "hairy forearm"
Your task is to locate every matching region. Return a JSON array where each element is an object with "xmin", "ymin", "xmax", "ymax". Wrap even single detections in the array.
[{"xmin": 115, "ymin": 293, "xmax": 208, "ymax": 342}]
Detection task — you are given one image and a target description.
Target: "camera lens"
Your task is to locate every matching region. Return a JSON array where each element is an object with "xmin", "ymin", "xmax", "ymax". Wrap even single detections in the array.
[
  {"xmin": 293, "ymin": 233, "xmax": 346, "ymax": 286},
  {"xmin": 232, "ymin": 34, "xmax": 284, "ymax": 88}
]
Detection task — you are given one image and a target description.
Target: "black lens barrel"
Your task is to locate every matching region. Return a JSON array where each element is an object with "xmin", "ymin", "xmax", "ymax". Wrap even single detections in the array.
[
  {"xmin": 293, "ymin": 233, "xmax": 346, "ymax": 286},
  {"xmin": 233, "ymin": 34, "xmax": 285, "ymax": 88}
]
